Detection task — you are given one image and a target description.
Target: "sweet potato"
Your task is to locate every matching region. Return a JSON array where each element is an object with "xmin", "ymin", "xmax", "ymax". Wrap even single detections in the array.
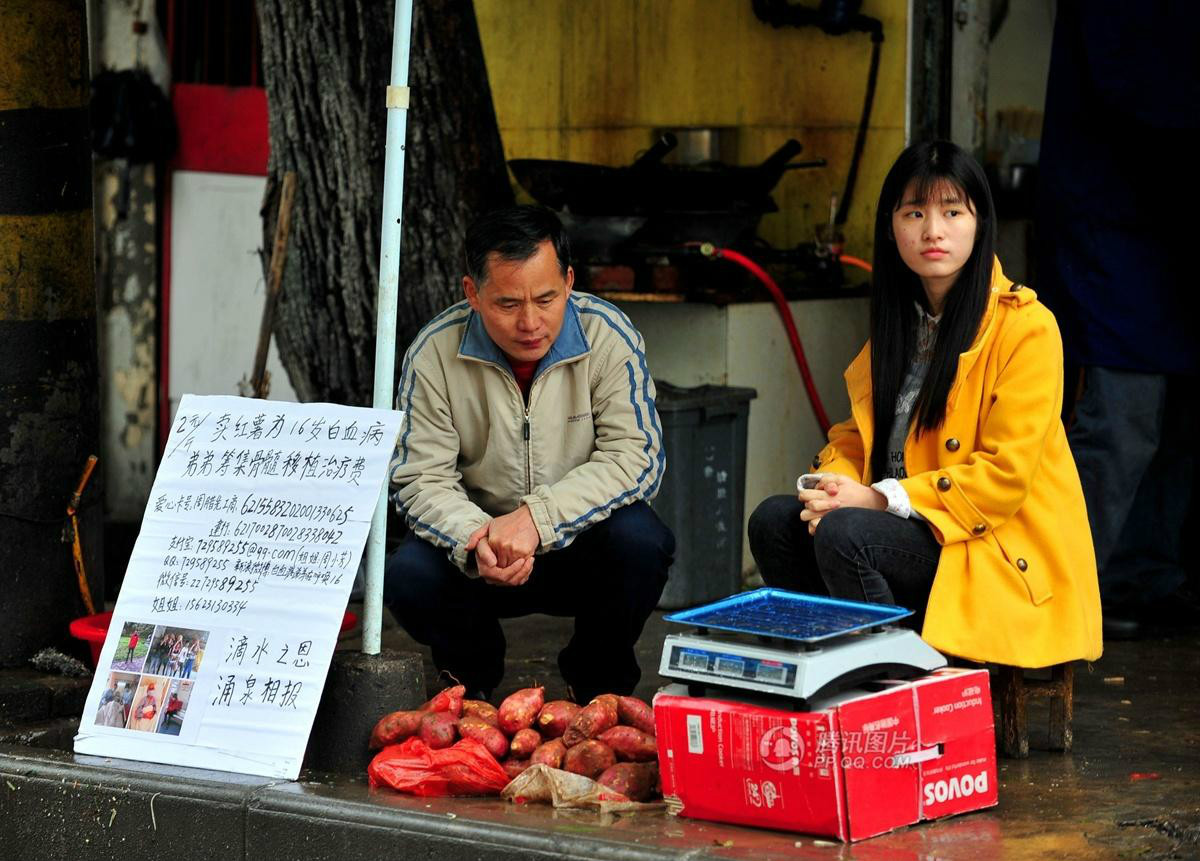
[
  {"xmin": 418, "ymin": 710, "xmax": 458, "ymax": 750},
  {"xmin": 596, "ymin": 762, "xmax": 659, "ymax": 802},
  {"xmin": 590, "ymin": 693, "xmax": 620, "ymax": 714},
  {"xmin": 421, "ymin": 684, "xmax": 466, "ymax": 717},
  {"xmin": 461, "ymin": 699, "xmax": 499, "ymax": 727},
  {"xmin": 536, "ymin": 700, "xmax": 581, "ymax": 739},
  {"xmin": 509, "ymin": 727, "xmax": 542, "ymax": 758},
  {"xmin": 368, "ymin": 709, "xmax": 426, "ymax": 750},
  {"xmin": 457, "ymin": 715, "xmax": 509, "ymax": 760},
  {"xmin": 597, "ymin": 725, "xmax": 657, "ymax": 762},
  {"xmin": 502, "ymin": 757, "xmax": 531, "ymax": 780},
  {"xmin": 562, "ymin": 699, "xmax": 618, "ymax": 747},
  {"xmin": 562, "ymin": 739, "xmax": 616, "ymax": 779},
  {"xmin": 616, "ymin": 695, "xmax": 656, "ymax": 735},
  {"xmin": 530, "ymin": 737, "xmax": 566, "ymax": 769},
  {"xmin": 498, "ymin": 686, "xmax": 545, "ymax": 736}
]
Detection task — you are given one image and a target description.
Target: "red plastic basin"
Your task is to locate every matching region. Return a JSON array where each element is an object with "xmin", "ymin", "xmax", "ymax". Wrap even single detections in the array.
[{"xmin": 69, "ymin": 609, "xmax": 360, "ymax": 668}]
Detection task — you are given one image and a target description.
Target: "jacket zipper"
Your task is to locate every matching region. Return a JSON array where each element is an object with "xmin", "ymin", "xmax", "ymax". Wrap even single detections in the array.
[
  {"xmin": 523, "ymin": 407, "xmax": 532, "ymax": 494},
  {"xmin": 468, "ymin": 357, "xmax": 572, "ymax": 497},
  {"xmin": 481, "ymin": 361, "xmax": 534, "ymax": 496},
  {"xmin": 523, "ymin": 373, "xmax": 536, "ymax": 495}
]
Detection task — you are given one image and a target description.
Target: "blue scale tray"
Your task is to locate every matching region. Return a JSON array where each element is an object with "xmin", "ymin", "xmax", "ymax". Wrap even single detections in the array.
[{"xmin": 663, "ymin": 588, "xmax": 912, "ymax": 643}]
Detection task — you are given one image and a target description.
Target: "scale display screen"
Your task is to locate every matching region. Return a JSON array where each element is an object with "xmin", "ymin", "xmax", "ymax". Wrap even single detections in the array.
[
  {"xmin": 756, "ymin": 663, "xmax": 787, "ymax": 684},
  {"xmin": 715, "ymin": 656, "xmax": 744, "ymax": 677},
  {"xmin": 679, "ymin": 650, "xmax": 709, "ymax": 672},
  {"xmin": 670, "ymin": 646, "xmax": 797, "ymax": 689}
]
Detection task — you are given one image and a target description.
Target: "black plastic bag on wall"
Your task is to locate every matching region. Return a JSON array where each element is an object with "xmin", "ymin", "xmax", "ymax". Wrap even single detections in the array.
[{"xmin": 90, "ymin": 68, "xmax": 178, "ymax": 218}]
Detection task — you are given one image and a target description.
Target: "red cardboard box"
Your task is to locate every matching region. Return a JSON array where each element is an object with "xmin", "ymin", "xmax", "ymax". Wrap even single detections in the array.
[{"xmin": 654, "ymin": 668, "xmax": 997, "ymax": 841}]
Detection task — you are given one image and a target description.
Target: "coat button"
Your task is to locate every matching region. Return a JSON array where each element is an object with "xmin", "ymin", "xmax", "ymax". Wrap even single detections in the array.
[
  {"xmin": 937, "ymin": 476, "xmax": 952, "ymax": 491},
  {"xmin": 812, "ymin": 455, "xmax": 821, "ymax": 470},
  {"xmin": 1016, "ymin": 558, "xmax": 1028, "ymax": 572},
  {"xmin": 972, "ymin": 523, "xmax": 986, "ymax": 534},
  {"xmin": 945, "ymin": 438, "xmax": 960, "ymax": 452}
]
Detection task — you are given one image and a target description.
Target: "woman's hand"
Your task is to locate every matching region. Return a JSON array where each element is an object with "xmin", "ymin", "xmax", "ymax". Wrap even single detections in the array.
[
  {"xmin": 798, "ymin": 474, "xmax": 886, "ymax": 535},
  {"xmin": 797, "ymin": 484, "xmax": 837, "ymax": 536}
]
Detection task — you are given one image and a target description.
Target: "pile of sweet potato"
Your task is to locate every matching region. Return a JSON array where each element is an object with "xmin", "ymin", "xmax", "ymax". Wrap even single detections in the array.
[{"xmin": 369, "ymin": 685, "xmax": 661, "ymax": 802}]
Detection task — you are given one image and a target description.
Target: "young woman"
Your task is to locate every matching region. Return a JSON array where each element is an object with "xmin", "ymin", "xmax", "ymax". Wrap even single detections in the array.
[
  {"xmin": 151, "ymin": 636, "xmax": 170, "ymax": 675},
  {"xmin": 167, "ymin": 633, "xmax": 183, "ymax": 677},
  {"xmin": 748, "ymin": 141, "xmax": 1102, "ymax": 667},
  {"xmin": 181, "ymin": 639, "xmax": 198, "ymax": 679}
]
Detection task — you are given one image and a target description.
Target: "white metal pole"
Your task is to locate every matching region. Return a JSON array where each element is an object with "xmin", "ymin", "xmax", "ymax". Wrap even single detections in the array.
[{"xmin": 364, "ymin": 0, "xmax": 416, "ymax": 655}]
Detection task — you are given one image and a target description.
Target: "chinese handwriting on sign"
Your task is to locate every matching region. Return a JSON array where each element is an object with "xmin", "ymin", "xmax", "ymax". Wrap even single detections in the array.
[
  {"xmin": 168, "ymin": 411, "xmax": 390, "ymax": 485},
  {"xmin": 213, "ymin": 635, "xmax": 314, "ymax": 709}
]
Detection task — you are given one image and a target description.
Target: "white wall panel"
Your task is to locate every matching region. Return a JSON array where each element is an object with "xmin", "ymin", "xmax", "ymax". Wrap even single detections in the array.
[{"xmin": 168, "ymin": 170, "xmax": 297, "ymax": 424}]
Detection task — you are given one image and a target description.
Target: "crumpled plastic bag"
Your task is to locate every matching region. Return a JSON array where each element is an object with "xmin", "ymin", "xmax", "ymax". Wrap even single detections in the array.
[
  {"xmin": 501, "ymin": 764, "xmax": 666, "ymax": 814},
  {"xmin": 368, "ymin": 737, "xmax": 510, "ymax": 797}
]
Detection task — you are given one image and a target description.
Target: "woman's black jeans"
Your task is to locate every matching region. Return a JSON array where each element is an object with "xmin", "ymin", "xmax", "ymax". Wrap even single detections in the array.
[{"xmin": 747, "ymin": 495, "xmax": 942, "ymax": 627}]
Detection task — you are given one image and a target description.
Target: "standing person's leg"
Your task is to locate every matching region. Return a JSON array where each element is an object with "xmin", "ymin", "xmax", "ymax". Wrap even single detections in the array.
[
  {"xmin": 1101, "ymin": 374, "xmax": 1197, "ymax": 616},
  {"xmin": 747, "ymin": 495, "xmax": 827, "ymax": 594},
  {"xmin": 517, "ymin": 502, "xmax": 673, "ymax": 702},
  {"xmin": 1067, "ymin": 367, "xmax": 1166, "ymax": 606},
  {"xmin": 384, "ymin": 535, "xmax": 507, "ymax": 697},
  {"xmin": 809, "ymin": 507, "xmax": 942, "ymax": 627}
]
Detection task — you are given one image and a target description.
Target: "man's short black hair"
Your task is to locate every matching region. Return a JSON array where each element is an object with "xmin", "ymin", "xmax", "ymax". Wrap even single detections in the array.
[{"xmin": 464, "ymin": 204, "xmax": 571, "ymax": 285}]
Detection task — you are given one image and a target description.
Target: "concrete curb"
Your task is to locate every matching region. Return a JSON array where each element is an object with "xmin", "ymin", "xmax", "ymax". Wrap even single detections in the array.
[{"xmin": 0, "ymin": 744, "xmax": 717, "ymax": 861}]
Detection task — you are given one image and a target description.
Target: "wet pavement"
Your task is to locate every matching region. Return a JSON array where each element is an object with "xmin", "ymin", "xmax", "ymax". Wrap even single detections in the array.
[
  {"xmin": 359, "ymin": 606, "xmax": 1200, "ymax": 860},
  {"xmin": 1, "ymin": 609, "xmax": 1196, "ymax": 859}
]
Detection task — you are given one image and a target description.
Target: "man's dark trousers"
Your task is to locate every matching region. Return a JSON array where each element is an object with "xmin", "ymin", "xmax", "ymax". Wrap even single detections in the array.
[{"xmin": 385, "ymin": 501, "xmax": 674, "ymax": 702}]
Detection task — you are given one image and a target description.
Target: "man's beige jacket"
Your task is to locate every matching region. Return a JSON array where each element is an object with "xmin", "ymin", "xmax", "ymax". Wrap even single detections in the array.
[{"xmin": 389, "ymin": 292, "xmax": 665, "ymax": 573}]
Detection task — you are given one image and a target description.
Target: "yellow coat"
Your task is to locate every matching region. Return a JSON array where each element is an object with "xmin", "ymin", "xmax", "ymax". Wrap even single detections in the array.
[{"xmin": 814, "ymin": 262, "xmax": 1102, "ymax": 668}]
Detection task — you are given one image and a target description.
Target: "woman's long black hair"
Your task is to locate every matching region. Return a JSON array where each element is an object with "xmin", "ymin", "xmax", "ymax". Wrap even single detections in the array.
[{"xmin": 867, "ymin": 140, "xmax": 997, "ymax": 482}]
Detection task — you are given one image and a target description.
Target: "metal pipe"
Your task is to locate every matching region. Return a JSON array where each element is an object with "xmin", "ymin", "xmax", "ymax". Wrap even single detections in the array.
[{"xmin": 363, "ymin": 0, "xmax": 415, "ymax": 656}]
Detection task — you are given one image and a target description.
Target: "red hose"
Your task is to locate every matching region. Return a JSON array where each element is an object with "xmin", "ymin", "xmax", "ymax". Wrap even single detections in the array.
[
  {"xmin": 701, "ymin": 244, "xmax": 833, "ymax": 435},
  {"xmin": 838, "ymin": 254, "xmax": 873, "ymax": 273}
]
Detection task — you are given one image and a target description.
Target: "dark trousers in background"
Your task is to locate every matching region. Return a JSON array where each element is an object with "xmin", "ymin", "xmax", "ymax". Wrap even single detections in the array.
[
  {"xmin": 748, "ymin": 496, "xmax": 941, "ymax": 627},
  {"xmin": 384, "ymin": 501, "xmax": 674, "ymax": 702},
  {"xmin": 1067, "ymin": 367, "xmax": 1196, "ymax": 610}
]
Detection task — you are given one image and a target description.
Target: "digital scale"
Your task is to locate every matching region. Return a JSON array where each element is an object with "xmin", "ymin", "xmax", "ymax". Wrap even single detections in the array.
[{"xmin": 659, "ymin": 588, "xmax": 946, "ymax": 706}]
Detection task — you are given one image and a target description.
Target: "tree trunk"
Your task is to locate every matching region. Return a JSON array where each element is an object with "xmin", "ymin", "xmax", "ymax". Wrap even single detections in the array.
[{"xmin": 256, "ymin": 0, "xmax": 513, "ymax": 405}]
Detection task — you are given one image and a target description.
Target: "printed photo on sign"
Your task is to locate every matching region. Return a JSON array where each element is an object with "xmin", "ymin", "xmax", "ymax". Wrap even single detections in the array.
[
  {"xmin": 144, "ymin": 626, "xmax": 210, "ymax": 679},
  {"xmin": 156, "ymin": 679, "xmax": 195, "ymax": 736},
  {"xmin": 127, "ymin": 676, "xmax": 168, "ymax": 732},
  {"xmin": 93, "ymin": 672, "xmax": 139, "ymax": 728},
  {"xmin": 110, "ymin": 621, "xmax": 155, "ymax": 673}
]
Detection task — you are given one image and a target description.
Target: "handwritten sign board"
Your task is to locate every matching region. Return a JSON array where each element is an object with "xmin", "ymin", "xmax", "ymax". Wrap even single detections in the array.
[{"xmin": 74, "ymin": 395, "xmax": 403, "ymax": 779}]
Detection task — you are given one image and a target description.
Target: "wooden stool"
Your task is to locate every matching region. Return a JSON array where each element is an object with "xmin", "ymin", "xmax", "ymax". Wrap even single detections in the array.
[{"xmin": 995, "ymin": 663, "xmax": 1074, "ymax": 758}]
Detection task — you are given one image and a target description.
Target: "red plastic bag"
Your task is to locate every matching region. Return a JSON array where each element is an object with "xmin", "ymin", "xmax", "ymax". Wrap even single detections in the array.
[{"xmin": 368, "ymin": 737, "xmax": 510, "ymax": 797}]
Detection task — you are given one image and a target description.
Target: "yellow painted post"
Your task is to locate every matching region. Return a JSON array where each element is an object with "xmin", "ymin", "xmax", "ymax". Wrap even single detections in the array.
[{"xmin": 0, "ymin": 0, "xmax": 101, "ymax": 666}]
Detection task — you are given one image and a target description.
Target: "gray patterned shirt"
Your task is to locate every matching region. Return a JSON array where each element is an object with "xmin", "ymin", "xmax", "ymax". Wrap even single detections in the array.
[{"xmin": 882, "ymin": 303, "xmax": 942, "ymax": 480}]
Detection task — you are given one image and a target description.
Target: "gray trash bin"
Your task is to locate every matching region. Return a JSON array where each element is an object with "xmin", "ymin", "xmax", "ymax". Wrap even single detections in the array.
[{"xmin": 652, "ymin": 381, "xmax": 757, "ymax": 610}]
